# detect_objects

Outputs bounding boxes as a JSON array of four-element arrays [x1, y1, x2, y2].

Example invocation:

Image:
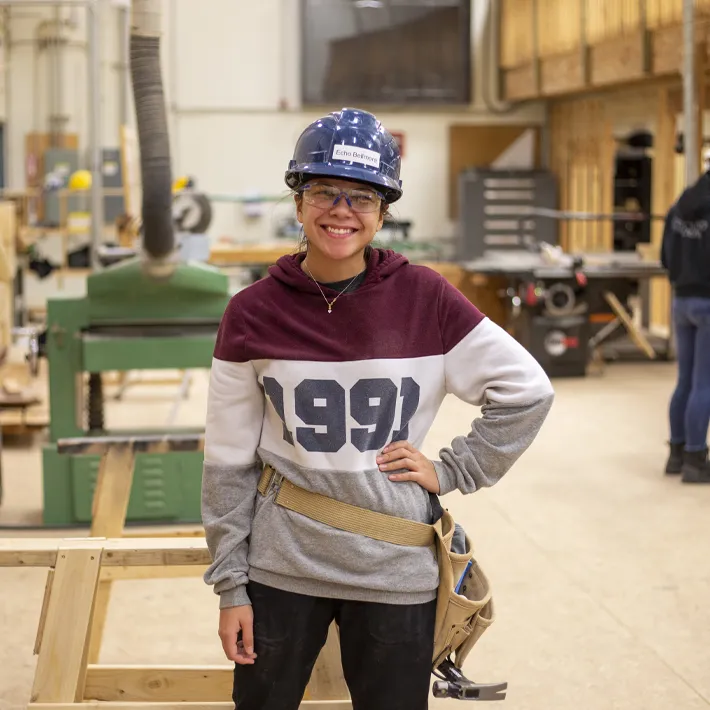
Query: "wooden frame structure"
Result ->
[[0, 434, 352, 709], [0, 536, 350, 709], [499, 0, 710, 103]]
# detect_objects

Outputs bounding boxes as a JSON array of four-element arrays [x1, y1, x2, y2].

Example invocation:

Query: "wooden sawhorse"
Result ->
[[0, 536, 350, 709], [41, 433, 350, 707]]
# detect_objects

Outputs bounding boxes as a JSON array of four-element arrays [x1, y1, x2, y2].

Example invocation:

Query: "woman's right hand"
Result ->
[[219, 605, 257, 665]]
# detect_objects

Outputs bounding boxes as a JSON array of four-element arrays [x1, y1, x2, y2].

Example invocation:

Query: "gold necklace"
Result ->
[[303, 261, 362, 314]]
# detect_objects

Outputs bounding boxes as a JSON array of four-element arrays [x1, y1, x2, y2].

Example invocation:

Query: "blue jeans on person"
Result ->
[[669, 296, 710, 451]]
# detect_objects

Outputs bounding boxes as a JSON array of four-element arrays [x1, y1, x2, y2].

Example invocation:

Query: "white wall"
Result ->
[[2, 0, 545, 246], [2, 0, 128, 188], [162, 0, 546, 244]]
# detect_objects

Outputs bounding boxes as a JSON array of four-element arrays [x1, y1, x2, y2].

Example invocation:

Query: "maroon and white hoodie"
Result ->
[[202, 248, 554, 608]]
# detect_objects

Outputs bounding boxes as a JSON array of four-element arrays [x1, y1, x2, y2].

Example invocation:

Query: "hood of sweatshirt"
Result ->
[[268, 247, 409, 294], [675, 171, 710, 221]]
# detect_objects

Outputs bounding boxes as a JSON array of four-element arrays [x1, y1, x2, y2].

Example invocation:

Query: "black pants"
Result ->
[[233, 581, 436, 710]]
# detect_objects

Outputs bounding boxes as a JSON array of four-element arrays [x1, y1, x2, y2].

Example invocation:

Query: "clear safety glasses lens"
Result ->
[[300, 184, 383, 213]]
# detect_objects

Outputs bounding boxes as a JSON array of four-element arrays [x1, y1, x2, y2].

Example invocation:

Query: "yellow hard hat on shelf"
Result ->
[[68, 169, 92, 191], [173, 175, 194, 193]]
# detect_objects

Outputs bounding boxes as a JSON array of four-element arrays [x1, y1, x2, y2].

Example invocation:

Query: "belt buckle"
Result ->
[[269, 470, 284, 494]]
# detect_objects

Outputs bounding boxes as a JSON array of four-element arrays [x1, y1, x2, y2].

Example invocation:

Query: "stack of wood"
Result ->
[[0, 200, 17, 362], [0, 359, 48, 435], [0, 204, 49, 433]]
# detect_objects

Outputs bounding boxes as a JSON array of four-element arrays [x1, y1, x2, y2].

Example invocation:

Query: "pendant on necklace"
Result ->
[[328, 306, 332, 314]]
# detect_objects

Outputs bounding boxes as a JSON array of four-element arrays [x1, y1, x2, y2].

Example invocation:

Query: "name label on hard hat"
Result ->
[[332, 144, 381, 169]]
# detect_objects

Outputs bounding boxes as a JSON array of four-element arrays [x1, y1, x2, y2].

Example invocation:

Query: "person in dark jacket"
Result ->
[[661, 171, 710, 483]]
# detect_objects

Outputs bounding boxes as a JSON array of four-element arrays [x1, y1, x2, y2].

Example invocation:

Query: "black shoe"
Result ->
[[681, 448, 710, 483], [665, 442, 685, 475]]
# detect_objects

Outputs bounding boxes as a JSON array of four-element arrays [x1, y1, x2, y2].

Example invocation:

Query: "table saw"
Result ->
[[461, 250, 672, 377]]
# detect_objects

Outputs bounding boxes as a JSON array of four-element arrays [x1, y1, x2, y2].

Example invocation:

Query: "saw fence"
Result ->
[[0, 433, 352, 709]]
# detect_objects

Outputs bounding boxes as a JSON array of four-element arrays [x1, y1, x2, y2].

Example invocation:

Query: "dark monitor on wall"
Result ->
[[301, 0, 472, 106]]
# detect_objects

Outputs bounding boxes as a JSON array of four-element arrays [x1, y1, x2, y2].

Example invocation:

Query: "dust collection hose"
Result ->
[[129, 33, 174, 261]]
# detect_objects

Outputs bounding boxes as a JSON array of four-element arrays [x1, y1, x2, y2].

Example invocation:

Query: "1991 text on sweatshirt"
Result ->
[[202, 249, 554, 608]]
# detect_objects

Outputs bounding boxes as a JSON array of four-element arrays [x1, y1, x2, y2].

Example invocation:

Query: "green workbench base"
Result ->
[[42, 445, 204, 526]]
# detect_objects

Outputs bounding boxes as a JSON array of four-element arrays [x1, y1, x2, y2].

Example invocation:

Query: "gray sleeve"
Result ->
[[202, 462, 262, 608], [434, 318, 555, 496], [202, 356, 265, 608]]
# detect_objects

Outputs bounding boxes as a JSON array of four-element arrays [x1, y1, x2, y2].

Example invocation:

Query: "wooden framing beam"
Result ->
[[7, 425, 356, 709], [652, 23, 684, 76], [99, 565, 206, 581], [501, 63, 538, 101], [56, 433, 205, 456], [81, 663, 342, 706], [0, 538, 211, 568], [32, 704, 236, 710], [589, 32, 646, 87], [540, 53, 585, 96], [31, 547, 102, 703], [5, 537, 353, 708], [500, 22, 709, 103], [31, 703, 353, 710], [83, 667, 233, 703]]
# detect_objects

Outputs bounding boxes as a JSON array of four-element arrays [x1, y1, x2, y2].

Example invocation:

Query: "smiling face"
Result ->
[[295, 177, 386, 263]]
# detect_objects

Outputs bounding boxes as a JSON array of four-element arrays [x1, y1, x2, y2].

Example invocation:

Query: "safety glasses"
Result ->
[[298, 182, 385, 213]]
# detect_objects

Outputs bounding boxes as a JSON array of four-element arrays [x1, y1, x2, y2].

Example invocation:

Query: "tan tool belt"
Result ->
[[258, 465, 496, 669]]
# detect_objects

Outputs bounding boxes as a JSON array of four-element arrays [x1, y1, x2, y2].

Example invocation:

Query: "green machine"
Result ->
[[41, 260, 231, 525], [40, 2, 232, 525]]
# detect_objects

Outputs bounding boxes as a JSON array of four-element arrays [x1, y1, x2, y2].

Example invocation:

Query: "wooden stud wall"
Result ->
[[649, 87, 677, 331], [537, 0, 582, 58], [547, 84, 687, 331], [646, 0, 710, 28], [500, 0, 534, 69], [501, 0, 710, 68], [586, 0, 642, 45], [548, 99, 615, 254]]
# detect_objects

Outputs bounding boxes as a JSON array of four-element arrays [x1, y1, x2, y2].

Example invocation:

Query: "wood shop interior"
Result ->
[[1, 1, 709, 709]]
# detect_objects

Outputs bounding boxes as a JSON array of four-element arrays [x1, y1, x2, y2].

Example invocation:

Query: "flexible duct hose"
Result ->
[[130, 34, 174, 261]]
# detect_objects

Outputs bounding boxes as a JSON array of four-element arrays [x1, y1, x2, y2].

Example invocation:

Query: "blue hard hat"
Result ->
[[285, 107, 403, 203]]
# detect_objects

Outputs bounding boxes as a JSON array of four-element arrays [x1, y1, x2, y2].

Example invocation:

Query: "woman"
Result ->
[[202, 107, 555, 710], [662, 172, 710, 484]]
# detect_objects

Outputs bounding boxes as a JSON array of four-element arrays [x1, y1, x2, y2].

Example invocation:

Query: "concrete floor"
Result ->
[[1, 361, 709, 709]]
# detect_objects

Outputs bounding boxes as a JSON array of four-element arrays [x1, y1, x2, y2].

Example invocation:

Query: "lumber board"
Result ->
[[86, 443, 135, 664], [590, 32, 646, 86], [501, 63, 538, 101], [84, 666, 233, 703], [121, 529, 204, 539], [0, 538, 210, 568], [31, 548, 102, 702], [91, 446, 136, 538], [34, 569, 55, 655], [100, 565, 206, 581], [604, 291, 657, 359], [100, 538, 211, 567], [540, 52, 586, 96], [56, 434, 205, 456], [305, 623, 349, 701], [651, 23, 683, 75], [500, 0, 533, 68], [33, 705, 235, 710], [32, 703, 352, 709], [0, 538, 71, 567]]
